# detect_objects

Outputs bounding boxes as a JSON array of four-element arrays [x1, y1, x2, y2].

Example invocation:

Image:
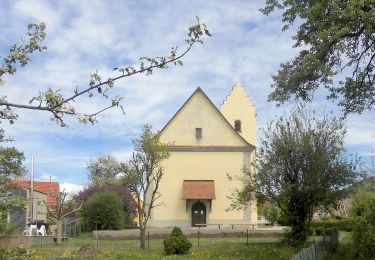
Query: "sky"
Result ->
[[1, 0, 374, 194]]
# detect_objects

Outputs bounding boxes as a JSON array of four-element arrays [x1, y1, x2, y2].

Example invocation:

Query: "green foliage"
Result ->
[[0, 220, 16, 237], [259, 201, 280, 225], [307, 226, 314, 236], [86, 154, 122, 185], [163, 227, 192, 255], [262, 0, 375, 115], [83, 191, 128, 230], [231, 106, 357, 246], [310, 219, 352, 232], [121, 124, 171, 249], [0, 129, 26, 220], [351, 192, 375, 259], [315, 226, 324, 236]]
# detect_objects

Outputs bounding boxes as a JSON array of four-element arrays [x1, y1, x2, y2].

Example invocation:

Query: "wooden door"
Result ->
[[192, 202, 206, 227]]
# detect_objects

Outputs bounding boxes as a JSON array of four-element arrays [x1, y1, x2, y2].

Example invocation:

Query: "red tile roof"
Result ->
[[183, 180, 215, 199], [12, 180, 60, 207]]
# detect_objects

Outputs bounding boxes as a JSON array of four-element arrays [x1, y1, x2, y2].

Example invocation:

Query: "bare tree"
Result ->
[[0, 18, 211, 126], [45, 190, 83, 245], [121, 124, 170, 249]]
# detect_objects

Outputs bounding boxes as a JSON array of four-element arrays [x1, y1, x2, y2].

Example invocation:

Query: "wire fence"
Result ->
[[291, 230, 339, 260]]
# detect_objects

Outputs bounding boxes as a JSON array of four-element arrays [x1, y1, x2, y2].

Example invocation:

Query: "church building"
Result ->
[[148, 82, 257, 228]]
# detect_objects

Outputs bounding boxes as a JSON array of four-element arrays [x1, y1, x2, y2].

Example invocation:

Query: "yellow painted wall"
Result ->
[[220, 82, 256, 145], [152, 152, 245, 221], [161, 89, 249, 147], [221, 82, 257, 221]]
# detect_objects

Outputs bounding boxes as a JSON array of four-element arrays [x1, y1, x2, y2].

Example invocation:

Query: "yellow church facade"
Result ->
[[148, 82, 257, 228]]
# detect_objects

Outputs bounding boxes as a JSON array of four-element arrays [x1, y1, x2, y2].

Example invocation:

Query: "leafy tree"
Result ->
[[259, 201, 280, 226], [82, 191, 126, 231], [0, 18, 210, 126], [86, 155, 122, 185], [262, 1, 375, 115], [45, 190, 83, 244], [231, 106, 357, 245], [351, 192, 375, 259], [0, 129, 26, 226], [75, 183, 137, 225], [121, 124, 170, 250]]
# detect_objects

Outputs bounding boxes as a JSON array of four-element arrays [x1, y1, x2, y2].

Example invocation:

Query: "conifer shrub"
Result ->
[[163, 227, 192, 255]]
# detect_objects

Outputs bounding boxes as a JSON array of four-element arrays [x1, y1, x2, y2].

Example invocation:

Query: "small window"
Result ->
[[195, 128, 202, 139], [234, 120, 241, 132]]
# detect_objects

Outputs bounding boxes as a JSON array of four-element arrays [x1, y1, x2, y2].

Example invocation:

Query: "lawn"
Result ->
[[22, 234, 299, 259]]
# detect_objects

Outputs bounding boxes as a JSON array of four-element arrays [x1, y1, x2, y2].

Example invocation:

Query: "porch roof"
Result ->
[[183, 180, 215, 200]]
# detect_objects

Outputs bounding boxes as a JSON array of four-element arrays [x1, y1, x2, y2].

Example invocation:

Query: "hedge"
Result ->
[[310, 219, 352, 232]]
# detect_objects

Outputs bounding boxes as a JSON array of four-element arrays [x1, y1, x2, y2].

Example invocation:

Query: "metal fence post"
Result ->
[[198, 227, 200, 248], [246, 229, 249, 245], [147, 230, 150, 249]]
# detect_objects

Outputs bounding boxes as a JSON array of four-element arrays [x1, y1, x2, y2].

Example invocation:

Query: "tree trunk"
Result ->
[[56, 220, 63, 245], [140, 227, 146, 250]]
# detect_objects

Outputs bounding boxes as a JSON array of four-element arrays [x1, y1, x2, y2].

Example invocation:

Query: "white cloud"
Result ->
[[60, 182, 84, 196]]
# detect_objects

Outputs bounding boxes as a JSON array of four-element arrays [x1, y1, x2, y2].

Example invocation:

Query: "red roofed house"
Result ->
[[13, 180, 60, 207], [7, 180, 60, 230]]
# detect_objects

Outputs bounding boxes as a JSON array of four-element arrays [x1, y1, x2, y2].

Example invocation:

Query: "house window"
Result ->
[[195, 128, 202, 139], [234, 120, 241, 132]]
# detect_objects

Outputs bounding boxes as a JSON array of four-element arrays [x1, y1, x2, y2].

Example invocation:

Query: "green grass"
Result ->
[[30, 241, 296, 260], [24, 235, 298, 259]]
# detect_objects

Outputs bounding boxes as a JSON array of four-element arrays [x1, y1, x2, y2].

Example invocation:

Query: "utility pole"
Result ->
[[30, 156, 35, 223]]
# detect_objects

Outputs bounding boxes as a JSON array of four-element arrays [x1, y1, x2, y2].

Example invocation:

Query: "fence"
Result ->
[[291, 230, 339, 260]]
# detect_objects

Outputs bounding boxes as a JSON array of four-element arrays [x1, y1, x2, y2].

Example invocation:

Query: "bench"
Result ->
[[230, 224, 257, 230], [195, 223, 223, 229]]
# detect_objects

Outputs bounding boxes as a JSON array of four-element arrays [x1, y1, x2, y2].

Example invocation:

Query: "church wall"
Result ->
[[160, 91, 248, 147], [148, 151, 255, 228]]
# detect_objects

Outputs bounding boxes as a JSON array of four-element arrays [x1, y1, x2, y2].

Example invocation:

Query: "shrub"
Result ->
[[82, 191, 126, 230], [76, 184, 136, 228], [325, 228, 333, 235], [163, 227, 192, 255], [315, 227, 324, 236], [308, 226, 314, 236], [351, 193, 375, 259], [310, 219, 352, 232], [0, 248, 7, 260]]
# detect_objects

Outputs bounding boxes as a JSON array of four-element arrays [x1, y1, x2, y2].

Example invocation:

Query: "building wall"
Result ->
[[149, 151, 257, 227], [8, 188, 47, 230], [220, 82, 258, 222], [160, 89, 249, 147]]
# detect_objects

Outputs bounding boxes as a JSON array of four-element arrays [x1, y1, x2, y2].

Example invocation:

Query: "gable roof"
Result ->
[[160, 87, 254, 149], [12, 180, 60, 207]]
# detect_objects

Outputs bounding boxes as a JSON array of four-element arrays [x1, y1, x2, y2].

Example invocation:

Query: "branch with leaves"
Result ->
[[263, 0, 375, 115], [121, 124, 170, 249], [44, 190, 83, 244], [0, 17, 211, 126]]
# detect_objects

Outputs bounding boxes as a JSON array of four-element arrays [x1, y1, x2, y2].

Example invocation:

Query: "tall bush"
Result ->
[[351, 192, 375, 259], [82, 191, 126, 230]]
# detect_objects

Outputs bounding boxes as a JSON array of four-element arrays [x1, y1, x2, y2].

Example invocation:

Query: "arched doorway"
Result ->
[[191, 202, 206, 227]]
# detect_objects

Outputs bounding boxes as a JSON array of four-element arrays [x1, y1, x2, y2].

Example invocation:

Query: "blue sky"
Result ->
[[1, 0, 374, 194]]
